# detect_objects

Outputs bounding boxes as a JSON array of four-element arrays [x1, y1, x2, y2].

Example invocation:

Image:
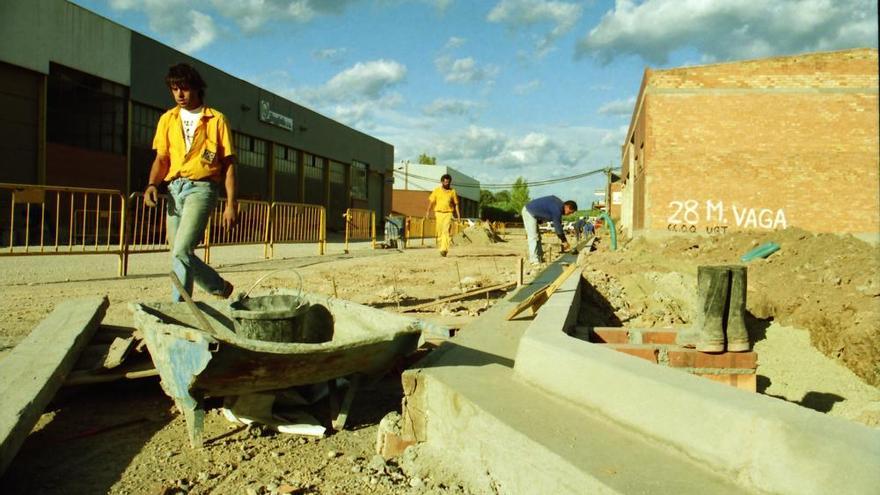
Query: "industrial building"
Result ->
[[618, 48, 879, 242], [0, 0, 394, 232], [391, 163, 480, 218]]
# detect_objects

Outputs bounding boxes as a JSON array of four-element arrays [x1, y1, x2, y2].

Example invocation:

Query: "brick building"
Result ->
[[391, 164, 480, 218], [618, 48, 879, 242]]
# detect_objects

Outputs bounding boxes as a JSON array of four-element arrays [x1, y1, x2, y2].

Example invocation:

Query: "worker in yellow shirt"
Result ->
[[426, 174, 461, 257]]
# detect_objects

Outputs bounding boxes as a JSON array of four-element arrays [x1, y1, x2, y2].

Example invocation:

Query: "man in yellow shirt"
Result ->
[[144, 63, 237, 301], [426, 174, 461, 257]]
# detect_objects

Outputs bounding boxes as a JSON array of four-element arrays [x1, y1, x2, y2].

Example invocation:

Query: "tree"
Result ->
[[510, 177, 530, 214], [493, 190, 511, 206], [417, 153, 437, 165], [479, 189, 495, 209]]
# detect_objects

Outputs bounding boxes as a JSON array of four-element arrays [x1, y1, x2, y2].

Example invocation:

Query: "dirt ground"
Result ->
[[1, 225, 878, 494]]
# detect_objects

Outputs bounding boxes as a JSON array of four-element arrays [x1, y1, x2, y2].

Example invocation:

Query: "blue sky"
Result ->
[[70, 0, 878, 207]]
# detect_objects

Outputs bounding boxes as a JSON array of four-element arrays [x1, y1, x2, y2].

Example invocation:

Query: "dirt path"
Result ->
[[1, 226, 877, 493]]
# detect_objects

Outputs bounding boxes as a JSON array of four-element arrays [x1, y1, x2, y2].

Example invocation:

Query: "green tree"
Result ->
[[479, 189, 495, 209], [510, 177, 530, 213], [493, 190, 511, 207], [417, 153, 437, 165]]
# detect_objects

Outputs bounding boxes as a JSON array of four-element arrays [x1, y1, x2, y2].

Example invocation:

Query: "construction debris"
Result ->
[[0, 296, 108, 475]]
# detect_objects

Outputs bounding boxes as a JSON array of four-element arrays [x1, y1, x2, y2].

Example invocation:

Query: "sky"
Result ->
[[69, 0, 878, 208]]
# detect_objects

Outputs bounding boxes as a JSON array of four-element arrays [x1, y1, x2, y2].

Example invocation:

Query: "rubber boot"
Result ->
[[676, 267, 709, 348], [696, 266, 729, 353], [725, 265, 750, 352]]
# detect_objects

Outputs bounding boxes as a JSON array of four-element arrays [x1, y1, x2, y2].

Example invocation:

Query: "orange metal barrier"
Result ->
[[126, 191, 170, 253], [1, 183, 126, 274], [268, 202, 326, 257], [343, 208, 375, 253], [3, 184, 338, 276], [403, 216, 437, 248], [204, 198, 271, 263]]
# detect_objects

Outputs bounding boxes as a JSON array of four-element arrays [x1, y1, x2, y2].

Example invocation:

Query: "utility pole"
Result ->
[[605, 163, 613, 214]]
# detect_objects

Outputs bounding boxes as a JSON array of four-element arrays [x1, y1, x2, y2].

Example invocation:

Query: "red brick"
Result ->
[[624, 49, 878, 237], [377, 432, 416, 459], [603, 344, 659, 363], [668, 349, 757, 369], [699, 373, 757, 392], [590, 328, 629, 344], [640, 330, 679, 344]]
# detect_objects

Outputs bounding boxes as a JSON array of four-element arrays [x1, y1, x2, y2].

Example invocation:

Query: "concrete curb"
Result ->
[[513, 271, 880, 495]]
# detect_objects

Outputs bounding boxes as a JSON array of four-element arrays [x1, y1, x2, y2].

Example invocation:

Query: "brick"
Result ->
[[668, 349, 757, 369], [590, 328, 629, 344], [603, 344, 659, 363], [625, 48, 879, 237], [376, 431, 416, 459], [640, 330, 679, 344], [699, 373, 757, 392]]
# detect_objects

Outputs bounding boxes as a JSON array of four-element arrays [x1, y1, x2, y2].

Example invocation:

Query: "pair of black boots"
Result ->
[[678, 265, 750, 353]]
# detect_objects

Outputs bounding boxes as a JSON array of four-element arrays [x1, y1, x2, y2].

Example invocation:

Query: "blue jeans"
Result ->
[[166, 178, 225, 302], [521, 206, 542, 264]]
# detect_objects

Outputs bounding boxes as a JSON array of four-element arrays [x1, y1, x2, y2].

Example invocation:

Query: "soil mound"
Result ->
[[453, 224, 504, 246], [589, 227, 880, 387]]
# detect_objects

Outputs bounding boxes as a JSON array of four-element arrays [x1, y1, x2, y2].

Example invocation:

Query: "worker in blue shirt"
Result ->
[[521, 196, 577, 265]]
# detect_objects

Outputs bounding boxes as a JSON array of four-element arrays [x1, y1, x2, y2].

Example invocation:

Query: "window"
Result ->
[[234, 133, 268, 170], [303, 153, 325, 205], [351, 161, 368, 199], [47, 63, 128, 154], [132, 103, 164, 148], [274, 145, 297, 175]]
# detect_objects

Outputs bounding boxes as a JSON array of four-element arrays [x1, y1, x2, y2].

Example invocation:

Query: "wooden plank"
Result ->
[[101, 335, 136, 370], [0, 296, 108, 475], [64, 360, 158, 386], [400, 281, 517, 313], [506, 263, 582, 320]]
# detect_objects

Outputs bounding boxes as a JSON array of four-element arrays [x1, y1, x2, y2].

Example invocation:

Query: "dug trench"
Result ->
[[578, 227, 880, 425]]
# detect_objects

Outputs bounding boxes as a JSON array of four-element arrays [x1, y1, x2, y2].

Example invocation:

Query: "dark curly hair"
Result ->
[[165, 63, 207, 100]]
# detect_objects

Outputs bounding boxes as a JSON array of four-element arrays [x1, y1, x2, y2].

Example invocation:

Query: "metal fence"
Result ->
[[1, 183, 383, 276], [344, 208, 375, 253], [268, 202, 326, 257], [403, 216, 437, 248], [204, 198, 271, 264], [1, 183, 127, 273]]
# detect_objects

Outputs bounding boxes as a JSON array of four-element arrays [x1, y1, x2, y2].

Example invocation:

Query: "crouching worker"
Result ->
[[521, 196, 577, 265]]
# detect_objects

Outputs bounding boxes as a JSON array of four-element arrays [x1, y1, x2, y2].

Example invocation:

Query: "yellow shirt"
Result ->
[[429, 186, 459, 213], [153, 106, 235, 182]]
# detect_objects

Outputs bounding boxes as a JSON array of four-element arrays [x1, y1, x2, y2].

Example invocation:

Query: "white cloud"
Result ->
[[178, 11, 219, 52], [321, 59, 407, 100], [423, 98, 479, 117], [597, 96, 636, 116], [487, 0, 583, 57], [110, 0, 218, 52], [514, 79, 541, 95], [210, 0, 358, 33], [435, 56, 500, 83], [444, 36, 467, 49], [577, 0, 879, 64], [312, 47, 348, 62], [601, 125, 629, 146]]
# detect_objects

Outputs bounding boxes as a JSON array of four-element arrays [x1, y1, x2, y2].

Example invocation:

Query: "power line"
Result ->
[[392, 166, 608, 190]]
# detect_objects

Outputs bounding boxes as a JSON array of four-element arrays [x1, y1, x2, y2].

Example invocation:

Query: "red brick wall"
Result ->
[[638, 49, 879, 237], [392, 190, 430, 217]]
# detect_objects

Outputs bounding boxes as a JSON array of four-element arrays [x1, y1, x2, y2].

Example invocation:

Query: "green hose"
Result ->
[[599, 211, 617, 251]]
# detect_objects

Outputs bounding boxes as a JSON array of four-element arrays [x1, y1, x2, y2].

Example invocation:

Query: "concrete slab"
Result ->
[[0, 297, 109, 475], [514, 270, 880, 495], [402, 256, 752, 494]]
